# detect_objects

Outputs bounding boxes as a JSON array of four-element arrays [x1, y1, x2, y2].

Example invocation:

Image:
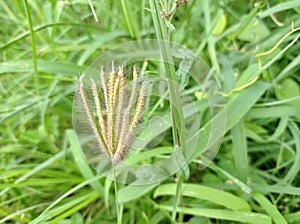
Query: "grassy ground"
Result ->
[[1, 0, 300, 223]]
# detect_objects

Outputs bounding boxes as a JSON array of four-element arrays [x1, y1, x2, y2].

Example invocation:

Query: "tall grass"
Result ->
[[0, 0, 300, 223]]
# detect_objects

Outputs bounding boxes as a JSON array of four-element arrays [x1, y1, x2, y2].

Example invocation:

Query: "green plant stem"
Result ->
[[149, 0, 187, 221], [149, 0, 187, 156], [87, 0, 99, 22], [120, 0, 133, 37], [23, 0, 39, 96], [120, 0, 139, 39], [113, 166, 121, 224], [202, 0, 220, 78]]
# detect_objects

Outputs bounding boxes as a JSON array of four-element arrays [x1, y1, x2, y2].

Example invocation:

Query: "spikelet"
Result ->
[[78, 64, 146, 165], [115, 68, 125, 139], [78, 77, 110, 157], [130, 82, 146, 131], [90, 78, 106, 138]]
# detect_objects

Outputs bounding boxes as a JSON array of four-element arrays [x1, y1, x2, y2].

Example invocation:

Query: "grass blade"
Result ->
[[253, 192, 288, 224], [66, 129, 103, 194], [154, 183, 251, 212], [231, 120, 248, 182], [159, 205, 272, 224]]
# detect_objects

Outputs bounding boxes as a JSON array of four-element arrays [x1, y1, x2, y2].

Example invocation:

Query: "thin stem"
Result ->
[[149, 0, 187, 221], [120, 0, 135, 38], [23, 0, 39, 96], [149, 0, 183, 151], [256, 26, 300, 58], [202, 0, 220, 77], [87, 0, 99, 22], [113, 165, 121, 224]]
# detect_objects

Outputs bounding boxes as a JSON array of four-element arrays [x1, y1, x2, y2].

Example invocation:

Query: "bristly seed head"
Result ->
[[78, 64, 146, 165]]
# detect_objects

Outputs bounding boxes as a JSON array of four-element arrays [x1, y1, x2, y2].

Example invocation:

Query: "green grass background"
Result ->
[[1, 0, 300, 223]]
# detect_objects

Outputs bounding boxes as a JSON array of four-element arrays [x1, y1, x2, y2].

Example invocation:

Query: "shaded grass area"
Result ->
[[1, 0, 300, 223]]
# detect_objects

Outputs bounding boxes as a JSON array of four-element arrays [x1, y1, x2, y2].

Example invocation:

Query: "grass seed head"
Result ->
[[78, 64, 146, 165]]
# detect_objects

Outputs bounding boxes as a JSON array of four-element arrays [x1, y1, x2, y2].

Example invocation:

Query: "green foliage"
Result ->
[[1, 0, 300, 223]]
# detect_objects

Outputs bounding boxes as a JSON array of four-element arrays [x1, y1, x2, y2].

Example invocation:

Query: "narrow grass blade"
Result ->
[[246, 106, 296, 118], [253, 192, 288, 224], [119, 0, 140, 39], [0, 60, 85, 76], [153, 183, 251, 212], [47, 191, 99, 224], [66, 129, 103, 194], [0, 151, 64, 196], [204, 159, 252, 194], [0, 204, 41, 223], [159, 205, 272, 224], [118, 182, 160, 203], [231, 120, 248, 182], [252, 184, 300, 195], [30, 176, 102, 224], [23, 0, 39, 95], [259, 0, 300, 18], [283, 122, 300, 182], [189, 81, 269, 161], [284, 211, 300, 223]]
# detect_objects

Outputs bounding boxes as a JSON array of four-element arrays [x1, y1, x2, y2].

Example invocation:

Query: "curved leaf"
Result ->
[[154, 183, 251, 212]]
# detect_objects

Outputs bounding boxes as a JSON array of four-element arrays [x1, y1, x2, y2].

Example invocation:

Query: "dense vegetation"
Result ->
[[1, 0, 300, 223]]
